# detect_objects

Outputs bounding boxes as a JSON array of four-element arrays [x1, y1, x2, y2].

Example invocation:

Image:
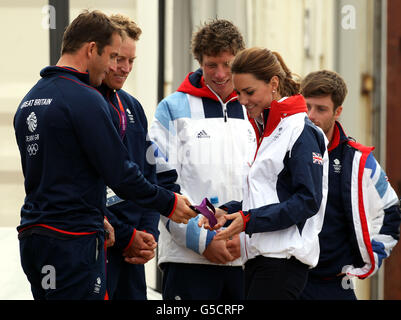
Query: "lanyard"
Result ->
[[115, 92, 127, 139]]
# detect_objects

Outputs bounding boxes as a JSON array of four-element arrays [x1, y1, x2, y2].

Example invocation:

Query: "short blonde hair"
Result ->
[[109, 14, 142, 41]]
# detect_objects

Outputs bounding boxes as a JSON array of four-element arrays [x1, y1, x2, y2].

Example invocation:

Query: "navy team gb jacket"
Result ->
[[13, 66, 176, 235]]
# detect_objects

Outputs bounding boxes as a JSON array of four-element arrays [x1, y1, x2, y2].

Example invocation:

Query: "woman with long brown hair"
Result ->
[[200, 47, 329, 300]]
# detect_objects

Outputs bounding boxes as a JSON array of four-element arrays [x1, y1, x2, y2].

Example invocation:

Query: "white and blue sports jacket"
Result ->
[[224, 95, 329, 268], [149, 69, 257, 266]]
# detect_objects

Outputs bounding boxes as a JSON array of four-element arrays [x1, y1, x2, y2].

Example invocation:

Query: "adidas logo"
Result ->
[[197, 130, 210, 138]]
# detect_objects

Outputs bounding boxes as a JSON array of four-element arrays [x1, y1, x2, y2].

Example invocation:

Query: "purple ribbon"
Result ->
[[191, 198, 217, 228]]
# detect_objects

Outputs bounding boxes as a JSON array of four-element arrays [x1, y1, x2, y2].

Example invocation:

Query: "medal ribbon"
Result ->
[[115, 92, 127, 139]]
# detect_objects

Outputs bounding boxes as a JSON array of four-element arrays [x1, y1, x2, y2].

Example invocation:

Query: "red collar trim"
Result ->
[[263, 95, 307, 137], [328, 124, 340, 152], [178, 72, 237, 103]]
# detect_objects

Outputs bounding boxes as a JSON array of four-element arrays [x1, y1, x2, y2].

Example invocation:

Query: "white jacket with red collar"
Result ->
[[239, 95, 329, 267]]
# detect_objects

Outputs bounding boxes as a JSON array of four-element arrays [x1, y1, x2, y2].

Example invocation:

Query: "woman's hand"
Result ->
[[198, 207, 228, 230], [213, 212, 245, 241]]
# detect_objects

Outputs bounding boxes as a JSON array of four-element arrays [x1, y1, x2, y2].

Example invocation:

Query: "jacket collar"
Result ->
[[328, 121, 350, 152], [250, 94, 308, 139], [97, 83, 119, 98], [40, 66, 90, 84]]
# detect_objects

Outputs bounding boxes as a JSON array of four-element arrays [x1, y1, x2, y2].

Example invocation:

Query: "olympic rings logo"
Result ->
[[27, 143, 39, 156]]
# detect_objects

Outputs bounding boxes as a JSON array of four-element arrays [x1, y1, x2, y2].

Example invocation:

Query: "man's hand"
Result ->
[[226, 233, 241, 260], [169, 193, 198, 224], [203, 238, 234, 264], [123, 230, 157, 264], [104, 218, 115, 248]]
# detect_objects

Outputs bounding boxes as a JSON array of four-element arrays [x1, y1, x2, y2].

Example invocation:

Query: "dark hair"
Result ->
[[61, 10, 122, 55], [110, 13, 142, 41], [300, 70, 348, 109], [231, 47, 300, 97], [191, 19, 245, 64]]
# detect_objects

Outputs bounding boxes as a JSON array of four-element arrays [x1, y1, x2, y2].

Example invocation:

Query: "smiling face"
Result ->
[[233, 73, 278, 119], [201, 51, 235, 101], [103, 37, 137, 90], [305, 95, 342, 142]]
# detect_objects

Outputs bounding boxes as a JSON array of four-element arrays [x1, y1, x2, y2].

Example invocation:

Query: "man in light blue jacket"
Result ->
[[149, 19, 257, 300]]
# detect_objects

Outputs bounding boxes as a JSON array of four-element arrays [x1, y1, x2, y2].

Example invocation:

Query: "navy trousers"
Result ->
[[300, 274, 358, 300], [106, 247, 147, 300], [19, 231, 106, 300]]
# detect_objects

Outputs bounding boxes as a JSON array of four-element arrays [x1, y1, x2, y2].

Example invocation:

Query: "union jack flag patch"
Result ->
[[312, 152, 323, 165]]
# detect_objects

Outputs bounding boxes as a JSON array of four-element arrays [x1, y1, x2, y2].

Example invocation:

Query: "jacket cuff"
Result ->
[[240, 210, 251, 232], [123, 228, 137, 252], [167, 193, 178, 219], [220, 200, 242, 214]]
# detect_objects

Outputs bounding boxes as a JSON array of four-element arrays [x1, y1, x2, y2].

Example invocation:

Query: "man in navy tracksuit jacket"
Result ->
[[98, 14, 160, 300], [13, 11, 195, 300], [14, 65, 177, 300], [100, 85, 160, 299], [300, 70, 401, 300]]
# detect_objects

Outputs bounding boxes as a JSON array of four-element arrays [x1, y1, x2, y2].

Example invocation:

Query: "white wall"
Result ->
[[336, 0, 374, 146], [0, 0, 49, 227]]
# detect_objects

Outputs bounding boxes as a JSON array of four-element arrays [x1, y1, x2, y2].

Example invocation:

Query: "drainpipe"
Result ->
[[49, 0, 69, 65]]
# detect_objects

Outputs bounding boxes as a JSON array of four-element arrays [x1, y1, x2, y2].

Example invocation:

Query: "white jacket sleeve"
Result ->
[[149, 97, 215, 255], [161, 215, 216, 255]]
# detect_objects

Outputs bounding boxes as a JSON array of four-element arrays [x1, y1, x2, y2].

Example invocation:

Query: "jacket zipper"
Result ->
[[206, 84, 237, 123], [205, 85, 247, 265]]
